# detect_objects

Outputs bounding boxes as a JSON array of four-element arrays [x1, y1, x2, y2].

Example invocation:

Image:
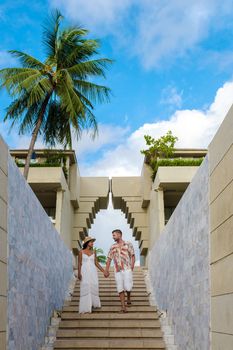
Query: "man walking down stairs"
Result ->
[[53, 267, 166, 349]]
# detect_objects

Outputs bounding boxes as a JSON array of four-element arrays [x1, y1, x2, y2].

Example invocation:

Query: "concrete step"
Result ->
[[98, 273, 145, 281], [52, 268, 165, 350], [56, 328, 163, 338], [61, 313, 159, 320], [72, 292, 149, 297], [54, 338, 166, 348], [71, 296, 149, 301], [62, 305, 157, 313], [59, 319, 162, 328], [74, 285, 147, 289], [66, 300, 151, 306], [73, 286, 147, 291]]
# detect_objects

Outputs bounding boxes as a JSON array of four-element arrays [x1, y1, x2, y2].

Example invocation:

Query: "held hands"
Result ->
[[104, 270, 110, 278]]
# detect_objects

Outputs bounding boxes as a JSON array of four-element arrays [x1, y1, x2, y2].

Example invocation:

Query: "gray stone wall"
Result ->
[[7, 156, 73, 350], [149, 157, 210, 350], [0, 136, 8, 350]]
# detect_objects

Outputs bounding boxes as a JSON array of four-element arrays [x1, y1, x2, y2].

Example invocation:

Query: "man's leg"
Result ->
[[124, 270, 133, 305], [126, 291, 131, 305], [115, 272, 127, 312], [119, 291, 127, 311]]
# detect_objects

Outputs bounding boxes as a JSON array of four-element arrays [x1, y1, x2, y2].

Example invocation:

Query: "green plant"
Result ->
[[152, 157, 204, 179], [94, 248, 107, 264], [0, 10, 112, 180], [141, 131, 178, 165], [141, 131, 178, 177], [43, 150, 66, 165], [16, 162, 61, 167]]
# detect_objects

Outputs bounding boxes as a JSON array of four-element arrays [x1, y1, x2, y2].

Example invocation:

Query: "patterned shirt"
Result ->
[[107, 241, 135, 272]]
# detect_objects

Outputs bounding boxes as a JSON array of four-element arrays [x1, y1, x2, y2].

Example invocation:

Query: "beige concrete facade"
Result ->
[[9, 148, 205, 266], [111, 155, 204, 260], [10, 150, 110, 260], [209, 104, 233, 349], [0, 136, 8, 350], [2, 104, 233, 348]]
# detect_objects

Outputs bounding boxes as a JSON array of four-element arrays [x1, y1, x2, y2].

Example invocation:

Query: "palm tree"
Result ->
[[94, 248, 107, 264], [0, 10, 112, 179]]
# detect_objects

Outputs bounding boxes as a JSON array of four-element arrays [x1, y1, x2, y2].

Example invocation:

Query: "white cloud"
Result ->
[[74, 124, 130, 159], [0, 120, 44, 149], [78, 81, 233, 176], [50, 0, 233, 68], [50, 0, 131, 33], [0, 50, 17, 69], [160, 86, 183, 108], [2, 81, 233, 178], [132, 0, 230, 69]]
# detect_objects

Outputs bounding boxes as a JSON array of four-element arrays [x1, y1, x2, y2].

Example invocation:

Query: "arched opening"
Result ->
[[88, 194, 141, 266]]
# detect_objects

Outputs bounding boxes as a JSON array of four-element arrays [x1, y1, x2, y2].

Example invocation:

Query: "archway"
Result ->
[[72, 174, 150, 265], [88, 193, 141, 266]]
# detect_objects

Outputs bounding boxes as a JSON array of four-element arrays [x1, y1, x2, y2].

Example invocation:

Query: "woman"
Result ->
[[78, 236, 105, 313]]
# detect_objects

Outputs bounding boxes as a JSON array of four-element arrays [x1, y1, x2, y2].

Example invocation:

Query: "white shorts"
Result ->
[[115, 269, 133, 293]]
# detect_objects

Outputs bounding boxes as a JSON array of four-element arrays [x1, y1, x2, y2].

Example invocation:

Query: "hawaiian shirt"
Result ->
[[107, 241, 135, 272]]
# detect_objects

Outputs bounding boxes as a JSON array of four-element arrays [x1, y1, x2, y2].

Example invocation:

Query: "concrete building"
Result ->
[[10, 148, 206, 265], [1, 104, 233, 350]]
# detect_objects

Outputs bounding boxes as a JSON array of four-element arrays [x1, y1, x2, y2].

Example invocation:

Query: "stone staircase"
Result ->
[[53, 267, 166, 349]]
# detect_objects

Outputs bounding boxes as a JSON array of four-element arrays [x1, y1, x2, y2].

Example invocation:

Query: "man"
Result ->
[[104, 229, 135, 313]]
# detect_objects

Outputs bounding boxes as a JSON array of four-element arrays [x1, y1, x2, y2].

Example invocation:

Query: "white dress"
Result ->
[[79, 253, 101, 313]]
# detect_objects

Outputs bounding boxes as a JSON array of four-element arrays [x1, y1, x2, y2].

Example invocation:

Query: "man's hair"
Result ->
[[112, 229, 122, 236]]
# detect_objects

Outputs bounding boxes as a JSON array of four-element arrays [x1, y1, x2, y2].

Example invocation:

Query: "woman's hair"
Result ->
[[83, 240, 94, 249], [83, 242, 89, 249]]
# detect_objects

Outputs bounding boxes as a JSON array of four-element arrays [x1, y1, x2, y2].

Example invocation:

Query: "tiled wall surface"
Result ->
[[209, 105, 233, 350], [0, 136, 8, 350], [7, 156, 73, 350], [149, 157, 210, 350]]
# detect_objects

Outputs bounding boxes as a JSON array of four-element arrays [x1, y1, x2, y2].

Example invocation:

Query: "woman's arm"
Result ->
[[78, 251, 82, 280], [94, 252, 105, 274]]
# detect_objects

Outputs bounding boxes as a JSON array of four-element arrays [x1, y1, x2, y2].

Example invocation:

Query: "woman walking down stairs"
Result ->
[[53, 267, 166, 349]]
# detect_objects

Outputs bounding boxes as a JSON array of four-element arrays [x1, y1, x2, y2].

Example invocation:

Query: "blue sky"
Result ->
[[1, 1, 233, 170], [1, 0, 233, 257]]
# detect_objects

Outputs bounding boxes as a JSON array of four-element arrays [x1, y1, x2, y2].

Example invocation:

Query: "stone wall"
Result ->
[[149, 157, 210, 350], [7, 156, 73, 350], [209, 104, 233, 349], [0, 136, 8, 350]]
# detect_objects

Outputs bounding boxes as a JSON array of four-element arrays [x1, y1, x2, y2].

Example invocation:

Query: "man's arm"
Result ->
[[131, 254, 135, 271], [104, 258, 111, 277], [129, 242, 135, 270]]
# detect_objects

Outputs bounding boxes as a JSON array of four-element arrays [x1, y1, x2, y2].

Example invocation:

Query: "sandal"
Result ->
[[119, 308, 128, 313]]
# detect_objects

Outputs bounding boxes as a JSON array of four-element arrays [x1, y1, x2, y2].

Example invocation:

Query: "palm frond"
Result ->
[[0, 68, 38, 92], [8, 50, 45, 69], [4, 92, 38, 132], [56, 31, 99, 69], [57, 70, 85, 120], [18, 103, 41, 134], [43, 9, 63, 60], [66, 58, 113, 78], [74, 80, 111, 104], [43, 100, 73, 148], [1, 10, 112, 156], [28, 77, 52, 105]]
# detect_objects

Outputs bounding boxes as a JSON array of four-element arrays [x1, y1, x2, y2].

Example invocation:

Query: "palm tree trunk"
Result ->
[[23, 93, 52, 179]]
